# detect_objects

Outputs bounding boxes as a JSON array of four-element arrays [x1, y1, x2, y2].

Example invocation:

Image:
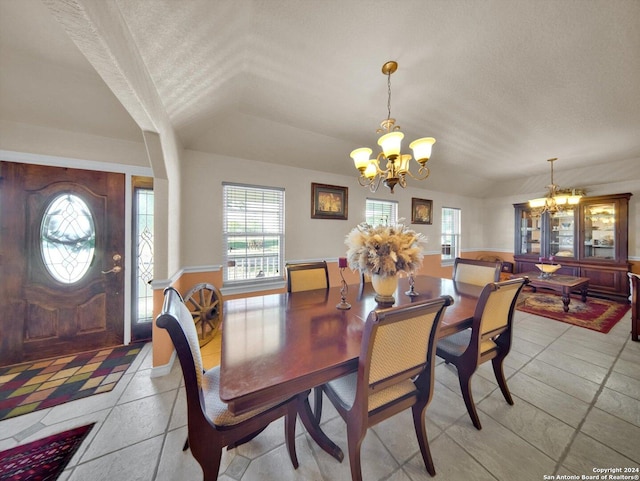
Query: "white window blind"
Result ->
[[223, 183, 284, 284], [366, 198, 398, 226], [441, 207, 461, 264]]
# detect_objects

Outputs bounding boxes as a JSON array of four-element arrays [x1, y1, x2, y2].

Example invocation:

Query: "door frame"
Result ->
[[1, 149, 153, 345]]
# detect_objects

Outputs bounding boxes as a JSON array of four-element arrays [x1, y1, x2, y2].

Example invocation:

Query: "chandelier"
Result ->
[[528, 158, 584, 214], [350, 61, 435, 193]]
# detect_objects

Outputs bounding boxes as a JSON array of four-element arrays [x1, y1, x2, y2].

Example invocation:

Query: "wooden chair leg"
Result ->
[[412, 403, 436, 476], [284, 405, 299, 469], [458, 366, 482, 430], [346, 428, 365, 481], [199, 449, 223, 481], [491, 355, 514, 405], [313, 387, 323, 423]]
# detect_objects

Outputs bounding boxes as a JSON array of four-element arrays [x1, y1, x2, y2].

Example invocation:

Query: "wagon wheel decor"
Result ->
[[183, 283, 223, 347]]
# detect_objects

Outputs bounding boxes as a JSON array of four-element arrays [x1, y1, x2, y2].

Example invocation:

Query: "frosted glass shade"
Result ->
[[529, 198, 547, 208], [377, 131, 404, 158], [351, 147, 372, 171], [409, 137, 436, 162], [397, 154, 412, 174], [364, 161, 377, 179]]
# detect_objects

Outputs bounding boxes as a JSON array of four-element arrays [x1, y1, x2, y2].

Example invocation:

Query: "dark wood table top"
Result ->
[[219, 275, 482, 415]]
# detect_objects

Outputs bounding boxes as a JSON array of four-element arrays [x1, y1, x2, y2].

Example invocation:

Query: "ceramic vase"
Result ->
[[371, 274, 398, 304]]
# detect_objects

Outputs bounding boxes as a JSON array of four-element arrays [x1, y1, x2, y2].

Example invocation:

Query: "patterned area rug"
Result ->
[[517, 291, 629, 333], [0, 423, 94, 480], [0, 345, 141, 422]]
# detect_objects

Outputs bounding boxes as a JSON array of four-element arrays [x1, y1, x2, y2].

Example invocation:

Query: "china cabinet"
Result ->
[[513, 193, 632, 301]]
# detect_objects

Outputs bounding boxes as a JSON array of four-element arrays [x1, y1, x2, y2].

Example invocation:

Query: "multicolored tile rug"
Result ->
[[517, 292, 629, 333], [0, 345, 141, 422], [0, 423, 94, 480]]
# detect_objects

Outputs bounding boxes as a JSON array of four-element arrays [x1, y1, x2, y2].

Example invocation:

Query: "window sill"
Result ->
[[220, 280, 286, 297]]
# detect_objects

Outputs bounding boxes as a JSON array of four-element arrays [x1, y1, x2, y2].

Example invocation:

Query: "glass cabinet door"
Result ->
[[583, 202, 616, 260], [549, 209, 576, 258], [516, 207, 542, 255]]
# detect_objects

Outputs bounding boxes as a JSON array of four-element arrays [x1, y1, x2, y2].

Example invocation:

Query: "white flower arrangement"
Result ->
[[345, 221, 425, 277]]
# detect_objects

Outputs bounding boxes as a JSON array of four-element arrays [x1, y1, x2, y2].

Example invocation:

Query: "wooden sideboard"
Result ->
[[514, 193, 632, 302]]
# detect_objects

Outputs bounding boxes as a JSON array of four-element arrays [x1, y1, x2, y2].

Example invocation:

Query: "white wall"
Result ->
[[0, 119, 148, 167], [181, 149, 488, 269]]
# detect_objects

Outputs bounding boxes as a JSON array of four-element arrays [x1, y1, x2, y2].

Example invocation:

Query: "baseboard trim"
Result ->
[[150, 350, 176, 378]]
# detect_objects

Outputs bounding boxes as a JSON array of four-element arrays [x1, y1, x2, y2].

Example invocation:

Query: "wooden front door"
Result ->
[[0, 161, 125, 366]]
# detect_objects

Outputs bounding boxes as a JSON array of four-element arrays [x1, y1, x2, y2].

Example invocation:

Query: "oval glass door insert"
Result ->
[[41, 193, 96, 284]]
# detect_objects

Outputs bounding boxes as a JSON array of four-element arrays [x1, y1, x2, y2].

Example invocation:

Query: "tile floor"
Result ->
[[1, 309, 639, 481]]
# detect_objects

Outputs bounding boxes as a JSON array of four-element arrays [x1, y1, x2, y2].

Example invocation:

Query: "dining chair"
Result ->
[[156, 287, 300, 481], [436, 277, 528, 430], [452, 257, 502, 286], [286, 260, 330, 292], [285, 260, 329, 422], [628, 272, 639, 342], [320, 295, 453, 480]]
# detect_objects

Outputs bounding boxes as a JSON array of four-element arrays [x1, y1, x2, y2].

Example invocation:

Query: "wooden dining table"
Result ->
[[219, 275, 483, 461]]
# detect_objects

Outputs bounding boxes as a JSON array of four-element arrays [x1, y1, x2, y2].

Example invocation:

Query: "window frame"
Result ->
[[365, 198, 398, 226], [222, 182, 285, 288], [441, 207, 461, 266]]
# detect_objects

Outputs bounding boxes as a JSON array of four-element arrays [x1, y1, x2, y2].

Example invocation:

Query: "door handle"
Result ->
[[102, 253, 122, 274], [101, 266, 122, 274]]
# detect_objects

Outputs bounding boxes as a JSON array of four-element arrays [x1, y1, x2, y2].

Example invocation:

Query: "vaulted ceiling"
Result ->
[[1, 0, 639, 197]]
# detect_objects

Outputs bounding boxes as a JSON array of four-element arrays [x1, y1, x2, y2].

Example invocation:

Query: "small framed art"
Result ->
[[411, 197, 433, 225], [311, 183, 348, 220]]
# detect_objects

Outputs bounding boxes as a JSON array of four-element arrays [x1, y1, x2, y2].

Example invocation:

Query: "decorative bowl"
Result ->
[[535, 263, 561, 278]]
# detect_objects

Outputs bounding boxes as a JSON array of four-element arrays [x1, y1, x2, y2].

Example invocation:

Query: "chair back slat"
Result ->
[[479, 281, 523, 336], [453, 258, 502, 286], [369, 311, 438, 387], [364, 296, 452, 393], [286, 261, 329, 292], [157, 287, 205, 388]]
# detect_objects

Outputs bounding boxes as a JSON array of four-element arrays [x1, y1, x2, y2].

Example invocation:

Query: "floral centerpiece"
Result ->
[[345, 221, 425, 276], [345, 221, 425, 302]]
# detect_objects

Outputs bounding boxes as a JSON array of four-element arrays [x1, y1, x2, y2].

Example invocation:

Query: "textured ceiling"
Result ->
[[1, 0, 639, 197]]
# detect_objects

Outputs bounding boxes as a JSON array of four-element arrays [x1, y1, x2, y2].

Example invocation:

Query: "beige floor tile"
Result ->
[[68, 435, 163, 481], [478, 390, 574, 459], [80, 390, 176, 461], [563, 432, 640, 476], [405, 433, 495, 481], [580, 408, 640, 463], [522, 358, 600, 403], [239, 435, 323, 481], [507, 372, 590, 427], [595, 387, 640, 427], [446, 415, 556, 481]]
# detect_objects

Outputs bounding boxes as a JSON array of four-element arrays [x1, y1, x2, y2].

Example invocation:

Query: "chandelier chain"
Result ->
[[386, 71, 392, 122]]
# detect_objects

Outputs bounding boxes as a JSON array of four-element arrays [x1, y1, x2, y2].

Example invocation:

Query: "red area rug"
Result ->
[[517, 292, 629, 333], [0, 423, 94, 480], [0, 345, 141, 422]]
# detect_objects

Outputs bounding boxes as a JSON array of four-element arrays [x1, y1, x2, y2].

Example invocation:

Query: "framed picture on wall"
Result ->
[[411, 197, 433, 225], [311, 183, 348, 220]]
